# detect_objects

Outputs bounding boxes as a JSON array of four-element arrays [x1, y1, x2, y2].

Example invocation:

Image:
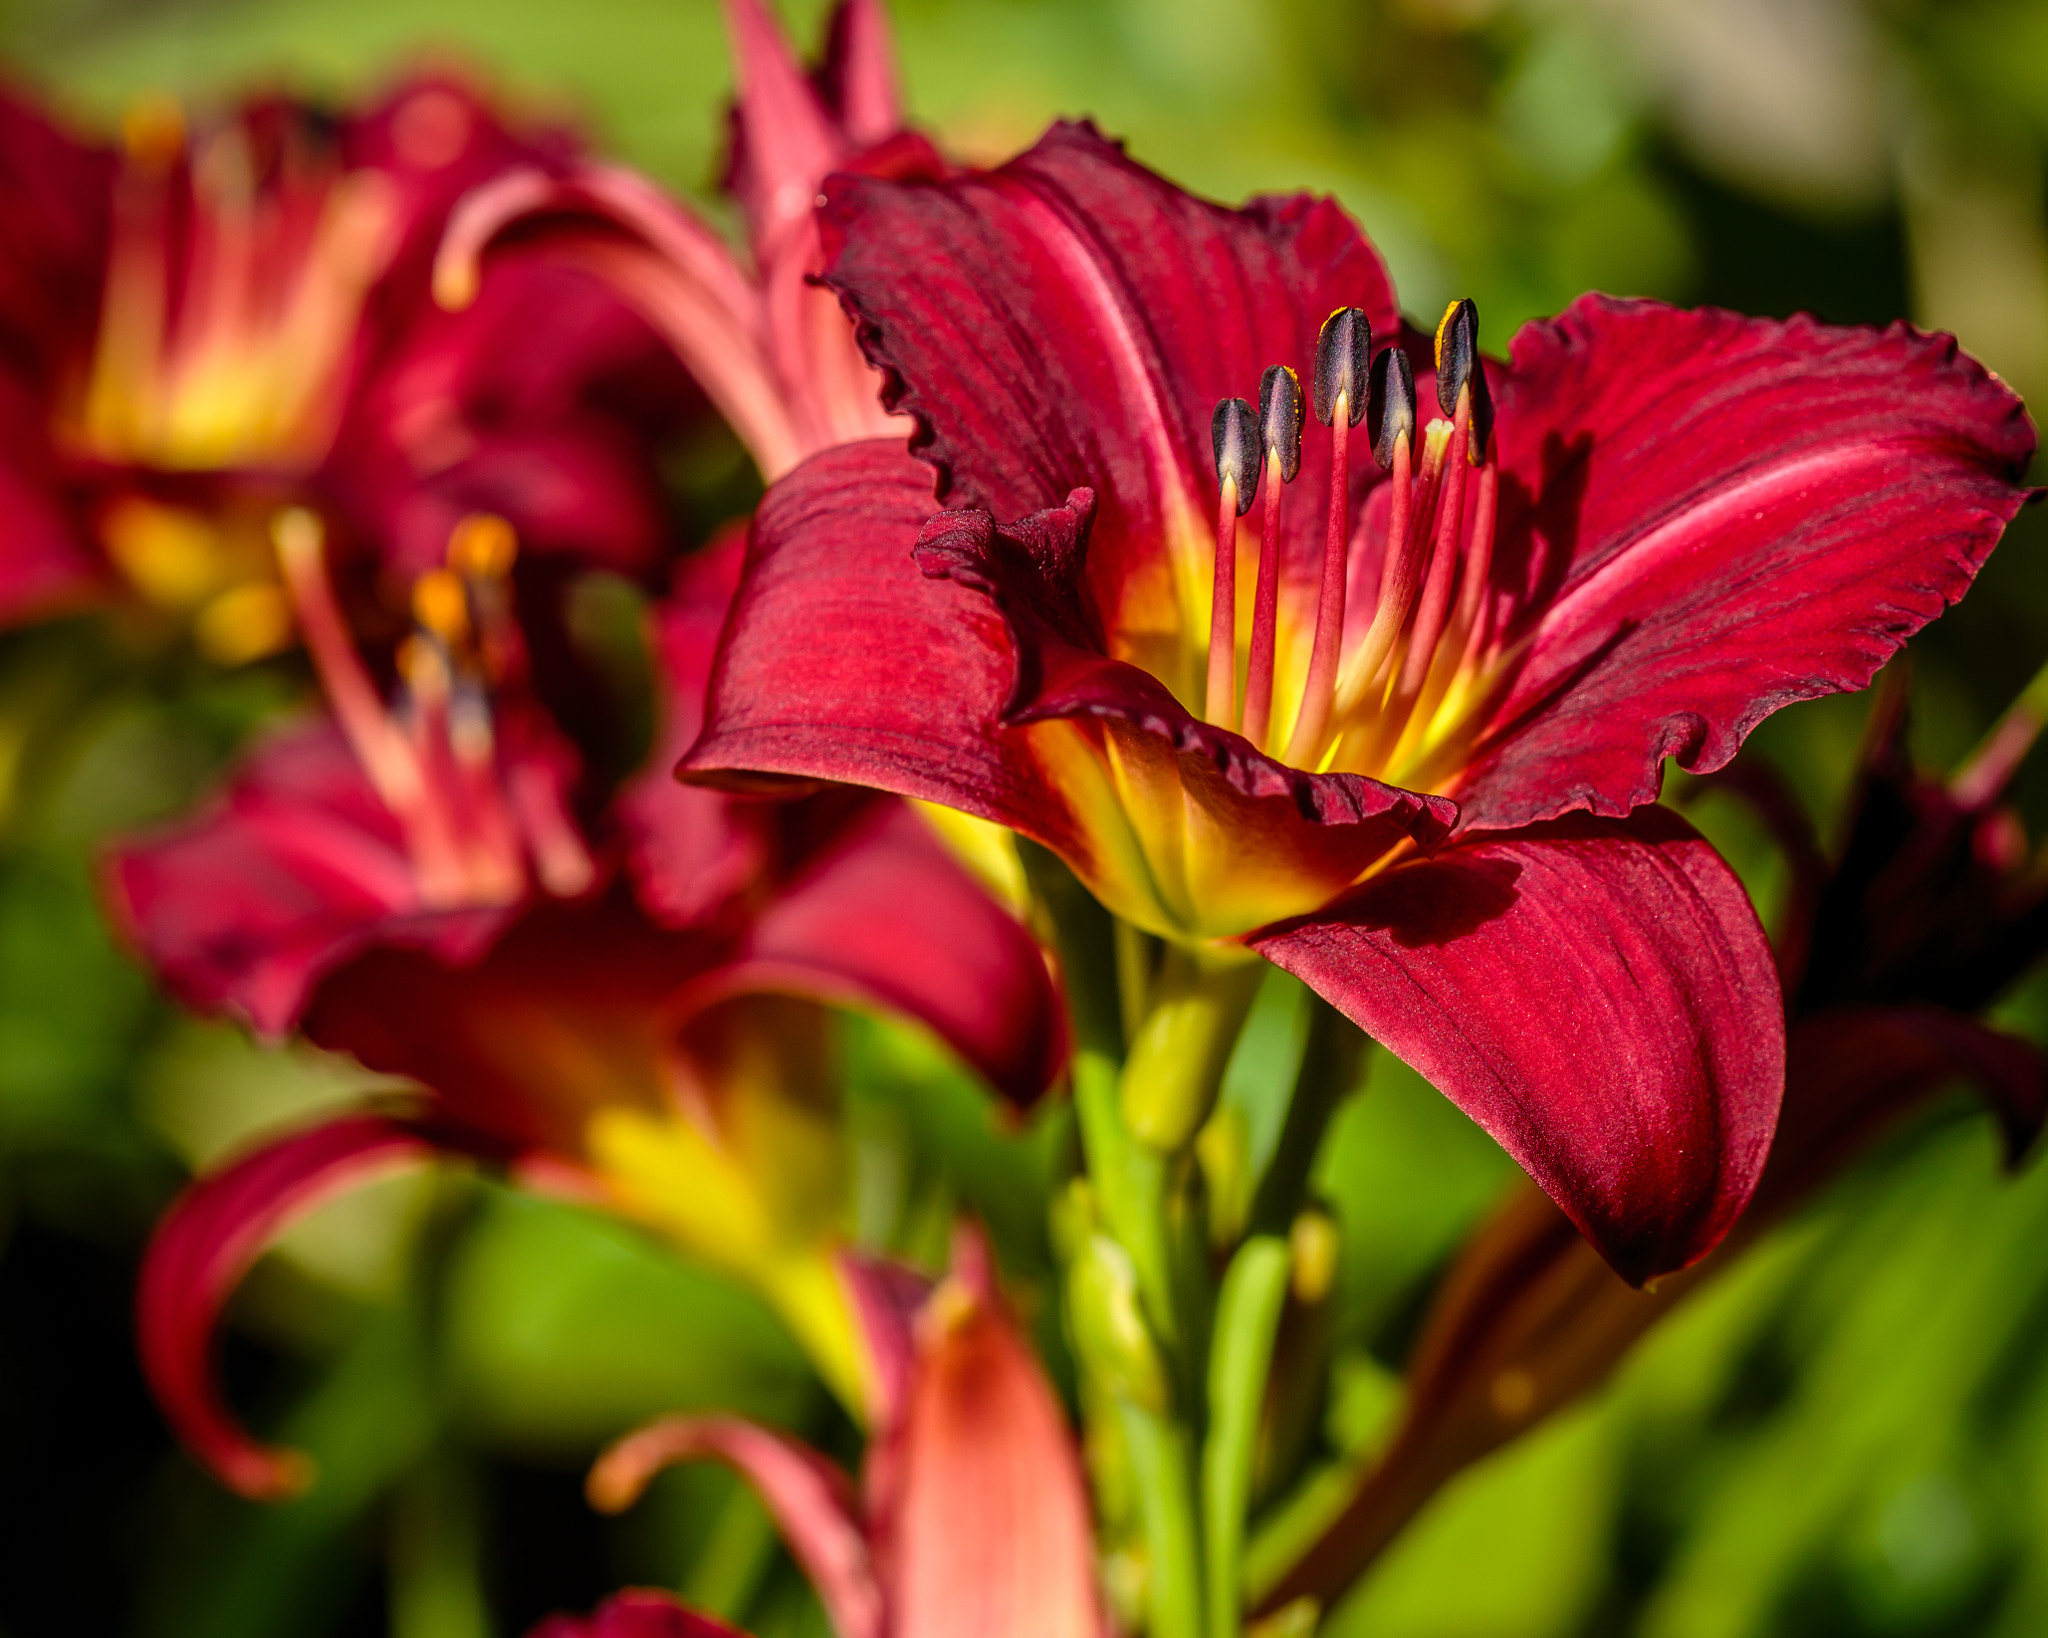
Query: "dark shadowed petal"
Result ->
[[334, 251, 694, 581], [588, 1414, 883, 1638], [136, 1109, 494, 1499], [102, 719, 514, 1037], [1455, 298, 2037, 830], [0, 380, 98, 622], [0, 92, 110, 621], [300, 892, 708, 1155], [1764, 1005, 2048, 1209], [878, 1227, 1105, 1638], [1252, 807, 1784, 1283], [527, 1590, 755, 1638], [720, 0, 847, 261], [816, 0, 902, 146], [670, 800, 1068, 1107], [818, 121, 1397, 638], [617, 536, 775, 928]]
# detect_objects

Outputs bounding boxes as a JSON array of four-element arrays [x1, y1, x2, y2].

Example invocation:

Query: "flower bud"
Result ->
[[1067, 1231, 1171, 1413]]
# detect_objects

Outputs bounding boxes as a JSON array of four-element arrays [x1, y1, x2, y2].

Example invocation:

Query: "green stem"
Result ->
[[1120, 1397, 1206, 1638], [1075, 1047, 1179, 1348], [1121, 949, 1264, 1152], [1202, 1236, 1293, 1638]]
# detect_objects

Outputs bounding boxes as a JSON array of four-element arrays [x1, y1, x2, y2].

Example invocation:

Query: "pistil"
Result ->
[[1241, 366, 1302, 749], [1208, 397, 1260, 727], [1285, 309, 1369, 767]]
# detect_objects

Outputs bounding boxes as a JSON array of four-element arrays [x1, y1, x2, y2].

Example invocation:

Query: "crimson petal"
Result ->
[[102, 719, 517, 1037], [671, 799, 1068, 1108], [617, 538, 774, 929], [588, 1415, 883, 1638], [687, 440, 1086, 843], [1457, 298, 2037, 831], [136, 1109, 491, 1499], [1252, 807, 1783, 1283], [816, 121, 1394, 636]]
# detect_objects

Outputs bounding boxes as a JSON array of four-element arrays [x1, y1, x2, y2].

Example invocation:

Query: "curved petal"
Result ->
[[721, 0, 846, 258], [616, 536, 774, 929], [669, 799, 1068, 1107], [135, 1110, 489, 1500], [1455, 297, 2037, 831], [817, 0, 902, 147], [1252, 808, 1784, 1283], [687, 443, 1449, 942], [435, 164, 799, 475], [299, 891, 710, 1155], [877, 1228, 1106, 1638], [334, 250, 694, 581], [588, 1415, 882, 1638], [685, 440, 1076, 834], [102, 718, 515, 1038], [529, 1590, 754, 1638], [1762, 1005, 2048, 1210], [819, 120, 1398, 656]]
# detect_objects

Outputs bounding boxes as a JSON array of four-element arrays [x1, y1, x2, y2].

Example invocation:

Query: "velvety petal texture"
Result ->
[[1452, 299, 2036, 831], [135, 1110, 492, 1499], [1253, 809, 1783, 1282], [818, 119, 1394, 661]]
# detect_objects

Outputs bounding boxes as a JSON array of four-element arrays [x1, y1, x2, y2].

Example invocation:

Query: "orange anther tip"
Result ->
[[448, 512, 518, 578], [121, 93, 186, 165], [411, 569, 470, 641]]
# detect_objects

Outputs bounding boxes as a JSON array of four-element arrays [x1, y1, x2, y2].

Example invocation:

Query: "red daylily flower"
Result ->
[[108, 527, 1066, 1498], [568, 1229, 1107, 1638], [0, 75, 692, 644], [434, 0, 936, 481], [682, 121, 2038, 1282], [1252, 671, 2048, 1612]]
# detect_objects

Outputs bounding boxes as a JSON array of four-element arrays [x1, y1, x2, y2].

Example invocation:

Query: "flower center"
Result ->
[[274, 506, 594, 910], [64, 97, 400, 474], [1202, 300, 1500, 795]]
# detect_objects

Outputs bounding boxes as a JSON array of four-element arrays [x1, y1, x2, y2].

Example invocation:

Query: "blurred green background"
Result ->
[[4, 0, 2048, 1635]]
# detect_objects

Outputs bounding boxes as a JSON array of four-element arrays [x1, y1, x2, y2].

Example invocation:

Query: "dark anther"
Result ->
[[1312, 307, 1371, 428], [1260, 365, 1304, 482], [1368, 346, 1415, 471], [1212, 397, 1261, 514], [1434, 298, 1495, 461]]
